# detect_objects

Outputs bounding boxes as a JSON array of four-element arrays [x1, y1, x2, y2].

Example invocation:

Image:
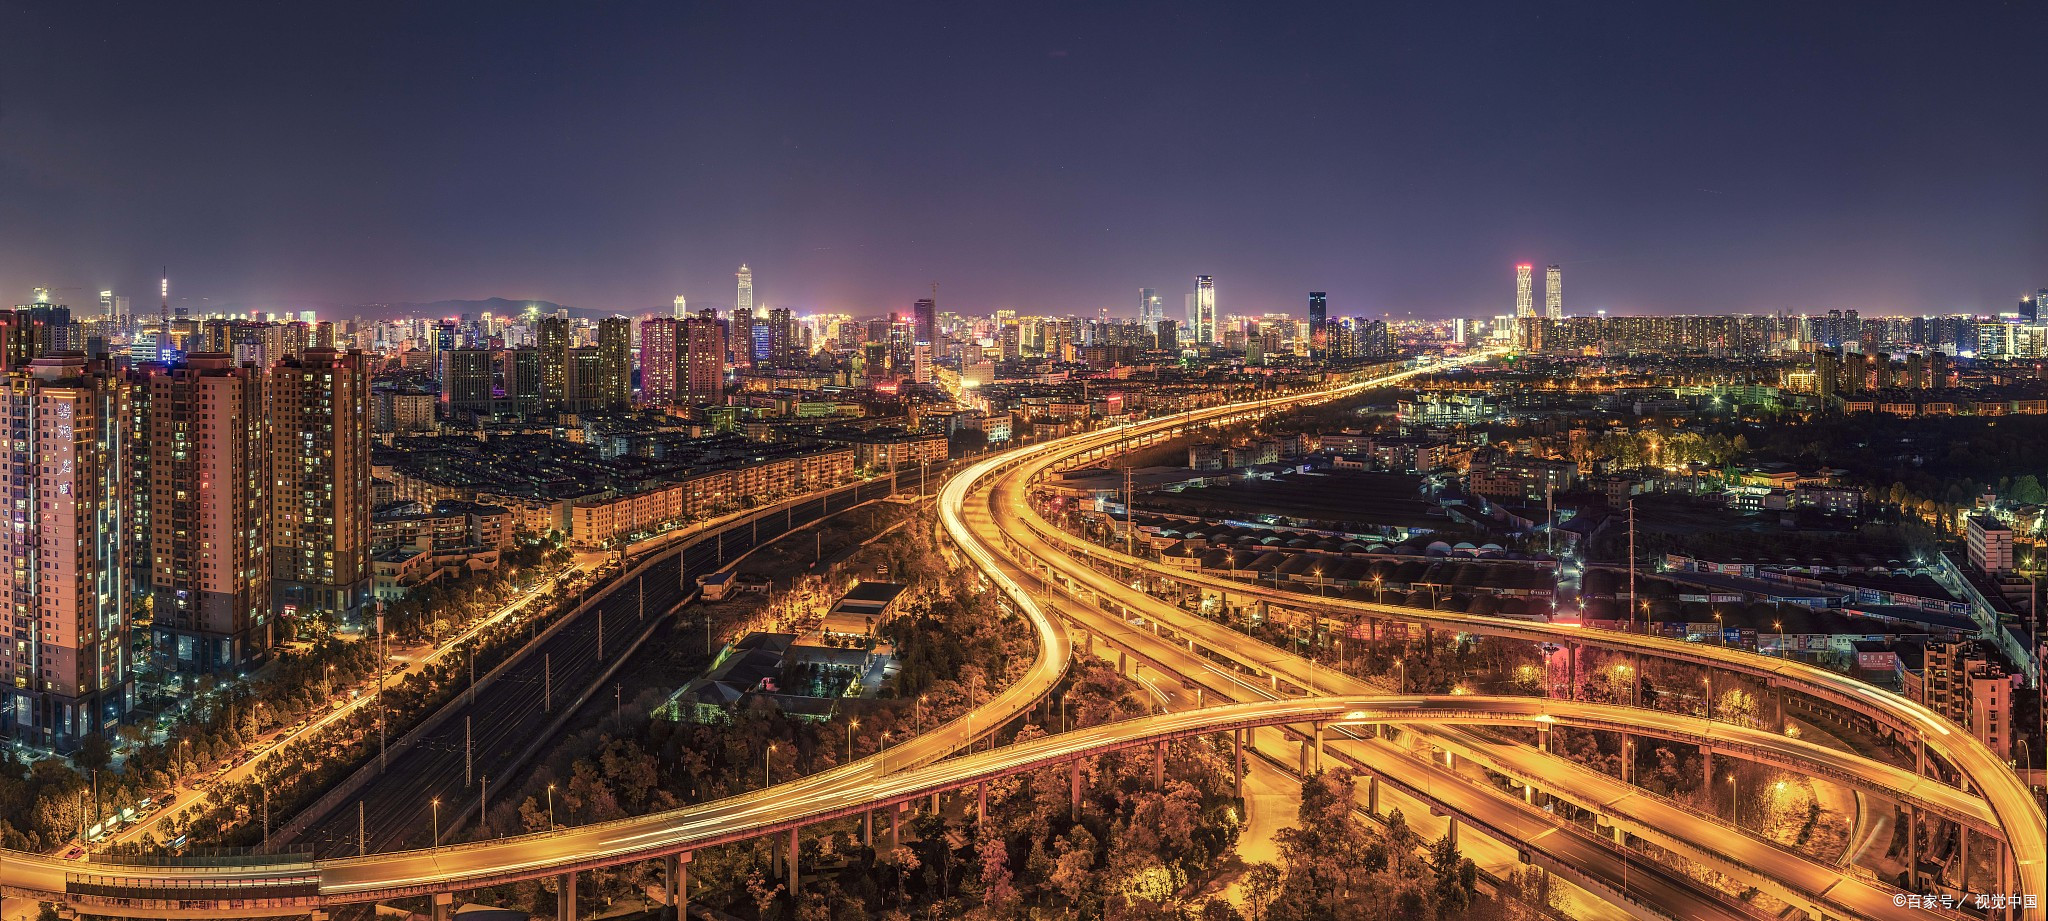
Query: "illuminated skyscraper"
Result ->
[[1515, 264, 1535, 318], [684, 316, 725, 404], [442, 348, 494, 414], [641, 317, 682, 404], [1308, 292, 1328, 359], [0, 355, 133, 749], [1193, 275, 1217, 345], [1545, 265, 1562, 320], [1139, 288, 1163, 325], [913, 298, 937, 346], [597, 317, 632, 407], [673, 294, 688, 319], [736, 264, 754, 315], [147, 354, 272, 674], [536, 315, 570, 410], [271, 348, 371, 627]]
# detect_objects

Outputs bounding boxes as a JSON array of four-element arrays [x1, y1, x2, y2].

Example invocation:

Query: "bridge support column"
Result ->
[[432, 893, 454, 921], [1701, 748, 1713, 801], [666, 851, 691, 920], [1445, 816, 1458, 849], [1905, 804, 1918, 890], [1365, 773, 1379, 817], [977, 781, 988, 836], [1313, 723, 1325, 773], [1537, 723, 1551, 754], [1567, 643, 1579, 699], [1233, 729, 1245, 799], [787, 826, 800, 898], [1153, 741, 1166, 789], [890, 803, 904, 850], [1620, 734, 1634, 785], [1117, 650, 1127, 675], [1958, 826, 1970, 892], [862, 809, 873, 847], [1071, 758, 1083, 817], [557, 871, 577, 921]]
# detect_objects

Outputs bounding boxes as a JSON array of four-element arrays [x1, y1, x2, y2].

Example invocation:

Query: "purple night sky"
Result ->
[[1, 1, 2043, 319]]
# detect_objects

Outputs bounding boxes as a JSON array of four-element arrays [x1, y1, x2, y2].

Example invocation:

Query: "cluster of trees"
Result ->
[[0, 637, 386, 852], [381, 539, 571, 641], [1572, 429, 1750, 471], [1244, 769, 1490, 921]]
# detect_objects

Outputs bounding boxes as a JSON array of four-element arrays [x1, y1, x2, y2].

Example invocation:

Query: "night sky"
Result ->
[[2, 1, 2043, 319]]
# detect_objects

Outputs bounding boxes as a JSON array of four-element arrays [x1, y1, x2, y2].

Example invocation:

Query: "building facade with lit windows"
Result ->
[[271, 348, 372, 627], [146, 354, 274, 675], [0, 354, 134, 750]]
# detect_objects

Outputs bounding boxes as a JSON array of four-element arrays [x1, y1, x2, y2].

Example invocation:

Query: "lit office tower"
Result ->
[[1308, 292, 1328, 358], [597, 317, 632, 407], [673, 294, 688, 319], [640, 317, 682, 404], [146, 354, 272, 674], [730, 306, 754, 368], [1193, 275, 1217, 345], [913, 298, 938, 346], [684, 315, 726, 404], [1545, 265, 1562, 320], [271, 348, 372, 627], [1515, 264, 1535, 318], [0, 355, 133, 749], [536, 315, 571, 410], [766, 307, 796, 367], [736, 264, 754, 315], [442, 348, 495, 415], [1139, 288, 1163, 325]]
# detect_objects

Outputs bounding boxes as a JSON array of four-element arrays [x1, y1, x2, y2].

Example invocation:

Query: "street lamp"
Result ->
[[916, 695, 927, 734], [1726, 774, 1739, 827], [880, 731, 891, 774], [764, 743, 776, 789], [547, 783, 556, 829], [847, 720, 859, 763], [430, 797, 441, 849]]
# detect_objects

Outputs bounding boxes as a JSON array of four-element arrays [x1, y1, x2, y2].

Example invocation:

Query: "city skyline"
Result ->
[[3, 4, 2044, 318]]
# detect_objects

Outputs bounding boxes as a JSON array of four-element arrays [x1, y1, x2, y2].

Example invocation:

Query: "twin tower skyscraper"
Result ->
[[1515, 263, 1564, 321]]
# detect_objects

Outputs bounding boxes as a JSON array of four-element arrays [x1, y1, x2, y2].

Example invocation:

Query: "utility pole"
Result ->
[[465, 715, 473, 786], [358, 800, 366, 856], [545, 652, 552, 712]]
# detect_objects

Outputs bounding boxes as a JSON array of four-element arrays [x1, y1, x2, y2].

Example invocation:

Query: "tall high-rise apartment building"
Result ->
[[736, 264, 754, 315], [1545, 265, 1562, 320], [684, 316, 726, 404], [505, 348, 545, 416], [1139, 288, 1163, 325], [640, 317, 683, 405], [913, 298, 937, 347], [146, 354, 272, 674], [0, 355, 133, 749], [1308, 292, 1328, 358], [1515, 264, 1535, 318], [597, 317, 632, 407], [673, 294, 688, 319], [536, 316, 570, 411], [1193, 276, 1217, 345], [271, 348, 371, 626], [442, 348, 495, 415]]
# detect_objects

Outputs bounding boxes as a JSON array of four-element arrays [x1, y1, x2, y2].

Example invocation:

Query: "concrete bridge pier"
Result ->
[[1232, 729, 1245, 799], [1070, 758, 1083, 817], [1365, 773, 1379, 817], [432, 893, 454, 921], [556, 871, 577, 921], [787, 826, 800, 898], [1153, 742, 1166, 788], [665, 851, 691, 920]]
